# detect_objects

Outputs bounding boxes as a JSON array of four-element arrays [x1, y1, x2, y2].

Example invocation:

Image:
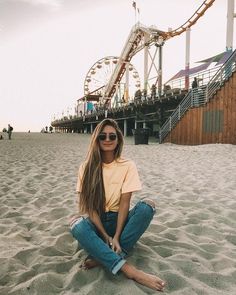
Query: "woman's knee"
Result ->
[[71, 220, 83, 239], [138, 199, 156, 216], [142, 198, 156, 210], [71, 218, 93, 241]]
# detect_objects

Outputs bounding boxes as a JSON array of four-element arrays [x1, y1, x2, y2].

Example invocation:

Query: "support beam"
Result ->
[[226, 0, 235, 51], [144, 35, 149, 91], [124, 119, 127, 137], [185, 27, 191, 90], [158, 45, 163, 96], [125, 63, 129, 102]]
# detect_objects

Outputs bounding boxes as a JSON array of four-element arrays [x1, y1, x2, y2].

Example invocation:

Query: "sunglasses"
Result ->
[[98, 133, 117, 141]]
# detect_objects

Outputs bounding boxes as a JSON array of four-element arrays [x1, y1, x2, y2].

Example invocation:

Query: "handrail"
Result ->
[[165, 65, 221, 91], [206, 50, 236, 101], [159, 49, 236, 143]]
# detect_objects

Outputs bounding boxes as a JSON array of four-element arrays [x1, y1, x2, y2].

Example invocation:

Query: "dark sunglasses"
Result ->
[[98, 133, 117, 141]]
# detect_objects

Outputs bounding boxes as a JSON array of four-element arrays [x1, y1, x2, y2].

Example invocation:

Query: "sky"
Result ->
[[0, 0, 234, 132]]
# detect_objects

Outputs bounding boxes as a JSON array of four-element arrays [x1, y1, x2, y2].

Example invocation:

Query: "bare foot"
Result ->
[[80, 257, 100, 270], [121, 263, 166, 291]]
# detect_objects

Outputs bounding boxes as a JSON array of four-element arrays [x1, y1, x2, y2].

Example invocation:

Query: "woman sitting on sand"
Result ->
[[70, 118, 165, 292]]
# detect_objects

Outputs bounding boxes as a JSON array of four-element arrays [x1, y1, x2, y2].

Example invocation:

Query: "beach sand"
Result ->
[[0, 132, 236, 294]]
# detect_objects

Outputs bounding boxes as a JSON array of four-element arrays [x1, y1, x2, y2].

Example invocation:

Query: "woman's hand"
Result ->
[[103, 234, 113, 247], [103, 235, 121, 253], [111, 236, 122, 254]]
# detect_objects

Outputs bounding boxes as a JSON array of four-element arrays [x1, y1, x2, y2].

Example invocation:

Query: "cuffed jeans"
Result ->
[[70, 200, 156, 275]]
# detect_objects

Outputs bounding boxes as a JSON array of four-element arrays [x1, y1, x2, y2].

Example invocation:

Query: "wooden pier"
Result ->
[[51, 90, 187, 138]]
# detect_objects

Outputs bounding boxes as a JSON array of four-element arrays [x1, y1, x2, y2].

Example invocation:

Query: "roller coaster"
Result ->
[[80, 0, 215, 111]]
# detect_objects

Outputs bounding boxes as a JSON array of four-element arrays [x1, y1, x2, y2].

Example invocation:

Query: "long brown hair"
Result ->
[[79, 118, 124, 216]]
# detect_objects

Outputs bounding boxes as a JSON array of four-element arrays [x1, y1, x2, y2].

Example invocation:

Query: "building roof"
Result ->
[[167, 51, 233, 83]]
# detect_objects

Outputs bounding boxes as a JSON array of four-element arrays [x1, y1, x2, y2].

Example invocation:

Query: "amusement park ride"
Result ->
[[77, 0, 216, 113], [52, 0, 235, 139]]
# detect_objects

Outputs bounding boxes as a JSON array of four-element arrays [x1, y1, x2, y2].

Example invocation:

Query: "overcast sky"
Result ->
[[0, 0, 234, 132]]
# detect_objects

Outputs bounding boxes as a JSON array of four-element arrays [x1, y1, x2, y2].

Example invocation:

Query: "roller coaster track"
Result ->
[[161, 0, 215, 39], [103, 0, 215, 103]]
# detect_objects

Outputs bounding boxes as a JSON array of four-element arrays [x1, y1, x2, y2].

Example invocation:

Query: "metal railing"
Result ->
[[159, 49, 236, 143], [166, 65, 221, 91], [206, 51, 236, 101]]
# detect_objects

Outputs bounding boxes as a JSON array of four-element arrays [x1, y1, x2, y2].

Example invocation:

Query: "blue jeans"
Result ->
[[70, 200, 155, 275]]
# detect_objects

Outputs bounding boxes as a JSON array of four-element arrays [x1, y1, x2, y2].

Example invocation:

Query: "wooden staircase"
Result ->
[[159, 50, 236, 145]]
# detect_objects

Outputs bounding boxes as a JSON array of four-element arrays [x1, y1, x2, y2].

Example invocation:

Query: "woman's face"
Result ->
[[98, 125, 118, 152]]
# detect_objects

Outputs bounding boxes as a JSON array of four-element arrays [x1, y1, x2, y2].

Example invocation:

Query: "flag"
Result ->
[[132, 1, 136, 9]]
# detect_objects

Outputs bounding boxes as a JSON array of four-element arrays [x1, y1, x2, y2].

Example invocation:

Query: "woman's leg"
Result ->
[[70, 217, 126, 274], [78, 212, 118, 270], [70, 207, 166, 291], [119, 199, 166, 291], [119, 199, 156, 254], [121, 263, 166, 291]]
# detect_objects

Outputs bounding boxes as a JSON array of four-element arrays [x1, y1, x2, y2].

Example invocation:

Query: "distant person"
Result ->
[[121, 94, 125, 104], [163, 84, 171, 92], [192, 77, 199, 106], [134, 89, 142, 102], [45, 126, 48, 133], [151, 84, 157, 99], [0, 135, 3, 140], [142, 88, 147, 100], [7, 124, 13, 140], [192, 77, 198, 89], [49, 126, 53, 133], [69, 118, 166, 292]]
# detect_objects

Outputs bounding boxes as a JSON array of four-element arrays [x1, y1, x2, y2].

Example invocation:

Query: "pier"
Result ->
[[51, 89, 187, 138]]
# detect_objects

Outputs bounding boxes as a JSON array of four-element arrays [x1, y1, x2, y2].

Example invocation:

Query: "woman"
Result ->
[[70, 118, 165, 291]]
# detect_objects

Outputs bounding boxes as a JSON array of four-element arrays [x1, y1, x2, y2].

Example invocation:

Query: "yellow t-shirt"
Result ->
[[76, 158, 142, 212]]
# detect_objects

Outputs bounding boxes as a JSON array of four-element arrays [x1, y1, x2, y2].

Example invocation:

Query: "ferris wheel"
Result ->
[[84, 56, 141, 105]]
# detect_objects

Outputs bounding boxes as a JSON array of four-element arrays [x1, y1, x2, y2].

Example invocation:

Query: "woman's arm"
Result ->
[[112, 192, 132, 253]]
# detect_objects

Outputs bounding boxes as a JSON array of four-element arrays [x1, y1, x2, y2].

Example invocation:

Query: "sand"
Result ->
[[0, 132, 236, 295]]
